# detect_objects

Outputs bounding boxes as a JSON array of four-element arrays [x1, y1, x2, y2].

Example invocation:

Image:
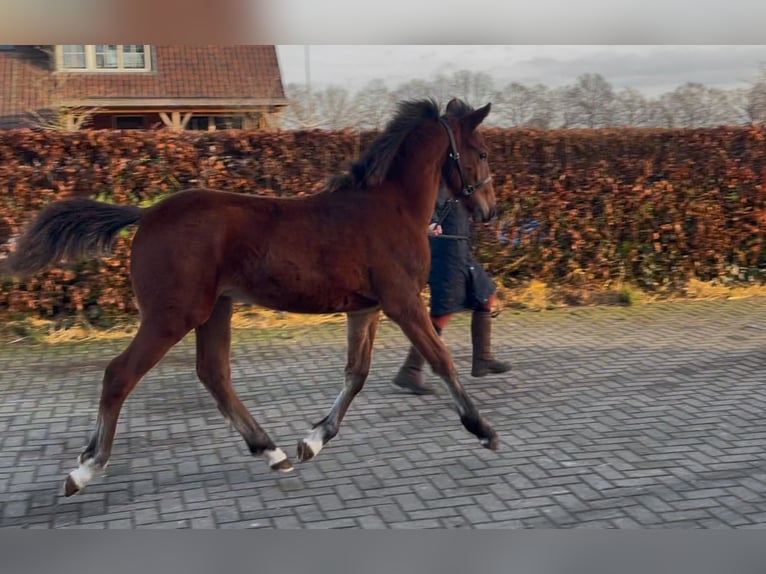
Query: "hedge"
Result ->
[[1, 126, 765, 322]]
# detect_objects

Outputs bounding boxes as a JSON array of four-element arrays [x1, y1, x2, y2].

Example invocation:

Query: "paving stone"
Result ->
[[2, 298, 766, 528]]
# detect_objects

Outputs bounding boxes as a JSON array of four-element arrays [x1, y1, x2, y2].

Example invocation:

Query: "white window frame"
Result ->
[[56, 45, 152, 72]]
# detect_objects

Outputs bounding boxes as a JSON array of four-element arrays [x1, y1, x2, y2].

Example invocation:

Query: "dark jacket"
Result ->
[[427, 187, 496, 316]]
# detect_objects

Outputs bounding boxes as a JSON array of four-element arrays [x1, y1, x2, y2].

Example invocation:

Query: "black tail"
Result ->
[[4, 198, 144, 277]]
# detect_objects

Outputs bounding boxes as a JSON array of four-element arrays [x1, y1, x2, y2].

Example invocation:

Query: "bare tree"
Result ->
[[658, 83, 738, 127], [647, 94, 676, 127], [391, 70, 498, 111], [706, 86, 741, 126], [314, 86, 357, 130], [427, 73, 458, 104], [350, 79, 394, 130], [614, 87, 651, 127], [550, 85, 579, 128], [663, 83, 709, 127], [565, 73, 616, 128], [497, 82, 534, 127], [753, 68, 766, 123], [279, 63, 766, 130], [282, 82, 321, 129], [524, 85, 556, 129], [738, 66, 766, 124], [448, 70, 497, 108], [392, 78, 437, 102], [496, 82, 554, 128], [729, 87, 760, 125]]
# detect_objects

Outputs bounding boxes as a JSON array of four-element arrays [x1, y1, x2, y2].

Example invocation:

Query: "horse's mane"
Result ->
[[324, 99, 441, 193]]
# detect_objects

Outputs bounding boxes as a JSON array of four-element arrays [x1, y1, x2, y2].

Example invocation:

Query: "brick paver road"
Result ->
[[2, 298, 766, 528]]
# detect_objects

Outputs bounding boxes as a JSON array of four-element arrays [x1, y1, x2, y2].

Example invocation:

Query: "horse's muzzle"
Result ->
[[476, 204, 497, 223]]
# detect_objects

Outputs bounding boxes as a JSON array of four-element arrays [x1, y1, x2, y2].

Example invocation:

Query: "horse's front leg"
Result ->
[[383, 292, 499, 451], [297, 308, 380, 462]]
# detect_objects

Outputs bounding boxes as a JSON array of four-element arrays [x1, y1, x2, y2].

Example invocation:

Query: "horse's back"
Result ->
[[129, 187, 381, 315]]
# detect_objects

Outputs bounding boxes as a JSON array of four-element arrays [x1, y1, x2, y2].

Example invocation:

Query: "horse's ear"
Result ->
[[445, 98, 461, 114], [464, 103, 491, 131]]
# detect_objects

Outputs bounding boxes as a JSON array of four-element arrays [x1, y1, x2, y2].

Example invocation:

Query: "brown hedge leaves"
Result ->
[[1, 126, 765, 322], [477, 127, 766, 293]]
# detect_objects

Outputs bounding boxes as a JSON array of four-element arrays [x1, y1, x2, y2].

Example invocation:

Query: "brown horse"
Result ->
[[5, 98, 499, 497]]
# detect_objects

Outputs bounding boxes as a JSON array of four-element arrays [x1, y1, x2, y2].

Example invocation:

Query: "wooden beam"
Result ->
[[72, 113, 88, 130], [161, 111, 193, 131], [59, 97, 289, 108], [63, 112, 77, 131], [93, 107, 280, 115]]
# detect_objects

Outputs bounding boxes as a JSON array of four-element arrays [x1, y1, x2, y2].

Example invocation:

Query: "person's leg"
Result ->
[[391, 313, 452, 395], [478, 293, 499, 313], [431, 314, 452, 332], [471, 293, 511, 377]]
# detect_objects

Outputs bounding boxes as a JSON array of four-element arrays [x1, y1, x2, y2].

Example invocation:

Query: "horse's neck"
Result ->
[[398, 131, 447, 225]]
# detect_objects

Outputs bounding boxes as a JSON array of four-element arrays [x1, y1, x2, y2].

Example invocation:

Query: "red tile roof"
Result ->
[[0, 45, 286, 125]]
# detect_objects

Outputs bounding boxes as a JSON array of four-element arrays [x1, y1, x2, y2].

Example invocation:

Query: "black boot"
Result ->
[[392, 326, 442, 395], [471, 310, 511, 377]]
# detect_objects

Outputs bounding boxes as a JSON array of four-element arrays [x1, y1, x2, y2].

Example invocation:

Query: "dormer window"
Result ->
[[62, 45, 86, 68], [57, 45, 151, 72]]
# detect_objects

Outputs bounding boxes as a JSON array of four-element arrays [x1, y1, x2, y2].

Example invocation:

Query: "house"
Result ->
[[0, 45, 289, 130]]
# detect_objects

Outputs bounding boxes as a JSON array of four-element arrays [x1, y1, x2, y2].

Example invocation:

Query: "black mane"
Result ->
[[325, 99, 441, 193]]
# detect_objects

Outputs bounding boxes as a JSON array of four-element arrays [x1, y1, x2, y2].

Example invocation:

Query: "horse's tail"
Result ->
[[4, 198, 144, 277]]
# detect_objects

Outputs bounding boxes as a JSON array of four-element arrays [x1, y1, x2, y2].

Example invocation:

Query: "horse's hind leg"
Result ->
[[64, 320, 190, 496], [383, 293, 498, 451], [297, 308, 380, 461], [195, 296, 293, 472]]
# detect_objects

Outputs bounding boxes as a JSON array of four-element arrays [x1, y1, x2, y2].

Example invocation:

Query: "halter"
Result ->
[[438, 116, 493, 199], [431, 117, 493, 232]]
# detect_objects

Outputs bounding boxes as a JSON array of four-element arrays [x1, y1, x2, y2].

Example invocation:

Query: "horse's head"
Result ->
[[440, 98, 496, 223]]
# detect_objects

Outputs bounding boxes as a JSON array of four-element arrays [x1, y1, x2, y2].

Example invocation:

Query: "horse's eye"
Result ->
[[479, 152, 488, 161]]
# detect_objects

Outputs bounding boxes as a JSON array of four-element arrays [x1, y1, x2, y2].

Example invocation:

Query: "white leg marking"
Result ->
[[302, 426, 325, 457], [68, 458, 100, 490], [264, 448, 288, 467]]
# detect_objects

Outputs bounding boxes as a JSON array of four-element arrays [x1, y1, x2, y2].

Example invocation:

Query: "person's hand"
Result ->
[[428, 223, 443, 236]]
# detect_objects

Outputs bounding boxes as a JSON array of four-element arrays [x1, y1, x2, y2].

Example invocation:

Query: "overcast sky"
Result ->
[[276, 45, 766, 96]]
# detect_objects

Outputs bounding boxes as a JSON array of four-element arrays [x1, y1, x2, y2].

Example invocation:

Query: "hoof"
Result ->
[[296, 440, 316, 462], [271, 458, 294, 473], [63, 475, 81, 497], [480, 433, 500, 451], [264, 447, 293, 472]]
